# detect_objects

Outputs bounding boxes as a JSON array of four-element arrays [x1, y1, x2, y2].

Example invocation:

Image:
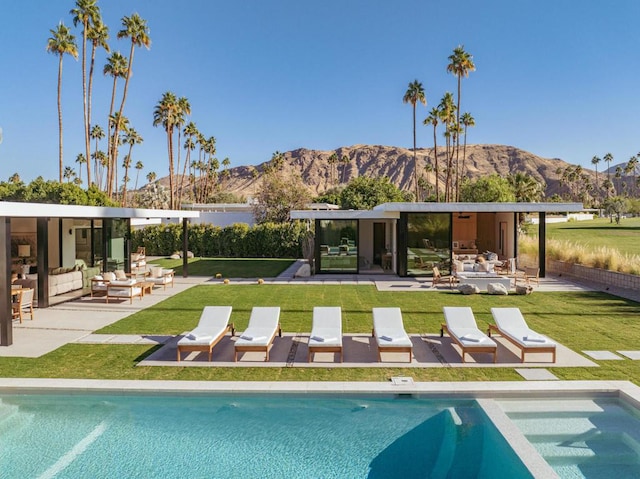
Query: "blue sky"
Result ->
[[1, 0, 639, 183]]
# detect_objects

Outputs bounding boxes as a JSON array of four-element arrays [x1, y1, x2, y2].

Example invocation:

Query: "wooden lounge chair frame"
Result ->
[[308, 307, 343, 363], [440, 322, 497, 363], [487, 324, 555, 362], [372, 308, 412, 362], [234, 325, 281, 361], [177, 323, 235, 362]]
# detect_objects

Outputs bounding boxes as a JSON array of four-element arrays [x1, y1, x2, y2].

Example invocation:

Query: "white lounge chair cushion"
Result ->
[[443, 307, 497, 347], [309, 307, 342, 347], [235, 307, 280, 348], [109, 279, 137, 286], [372, 307, 412, 348], [491, 307, 556, 348], [108, 287, 142, 297], [178, 306, 233, 346]]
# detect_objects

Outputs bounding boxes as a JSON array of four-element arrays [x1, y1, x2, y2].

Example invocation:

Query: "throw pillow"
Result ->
[[103, 272, 116, 282], [114, 270, 127, 280]]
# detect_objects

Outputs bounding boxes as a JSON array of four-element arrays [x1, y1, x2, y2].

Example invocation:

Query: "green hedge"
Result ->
[[132, 221, 310, 258]]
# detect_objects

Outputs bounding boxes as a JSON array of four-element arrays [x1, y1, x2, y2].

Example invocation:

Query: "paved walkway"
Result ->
[[1, 269, 638, 359]]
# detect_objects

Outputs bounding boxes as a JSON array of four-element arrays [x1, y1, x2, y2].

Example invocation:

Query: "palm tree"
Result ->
[[85, 18, 109, 184], [146, 171, 157, 184], [63, 166, 76, 183], [134, 160, 144, 191], [591, 155, 601, 199], [90, 124, 105, 183], [109, 112, 129, 195], [439, 93, 456, 201], [403, 80, 426, 201], [447, 45, 475, 199], [340, 154, 350, 184], [75, 153, 86, 182], [93, 149, 107, 190], [71, 0, 100, 186], [103, 51, 127, 193], [153, 91, 179, 208], [627, 155, 639, 197], [47, 22, 78, 183], [174, 97, 191, 198], [460, 112, 475, 186], [508, 172, 545, 202], [603, 152, 613, 197], [327, 153, 338, 187], [111, 13, 150, 198], [179, 121, 198, 204], [121, 127, 143, 206], [423, 106, 441, 201]]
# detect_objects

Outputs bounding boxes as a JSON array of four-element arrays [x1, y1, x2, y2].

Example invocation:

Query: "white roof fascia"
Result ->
[[372, 202, 584, 213], [0, 201, 200, 219], [290, 210, 398, 220]]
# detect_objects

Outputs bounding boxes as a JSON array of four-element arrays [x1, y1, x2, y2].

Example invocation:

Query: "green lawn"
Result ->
[[148, 257, 295, 278], [545, 217, 640, 256], [2, 285, 640, 384]]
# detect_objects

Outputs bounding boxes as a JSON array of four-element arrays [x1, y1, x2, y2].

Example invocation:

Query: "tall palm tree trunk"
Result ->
[[455, 78, 462, 201], [110, 44, 135, 197], [81, 25, 91, 187], [167, 129, 175, 209], [179, 147, 191, 207], [412, 105, 418, 201], [432, 131, 439, 201], [57, 55, 64, 183], [86, 40, 98, 187]]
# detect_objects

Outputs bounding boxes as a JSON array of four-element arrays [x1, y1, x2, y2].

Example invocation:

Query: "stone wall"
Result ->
[[547, 260, 640, 291]]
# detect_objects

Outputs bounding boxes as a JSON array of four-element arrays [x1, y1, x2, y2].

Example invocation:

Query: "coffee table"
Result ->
[[140, 281, 154, 296]]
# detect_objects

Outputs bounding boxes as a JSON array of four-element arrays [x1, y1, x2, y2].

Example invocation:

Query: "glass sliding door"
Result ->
[[405, 213, 451, 277], [105, 218, 130, 271], [317, 219, 358, 273]]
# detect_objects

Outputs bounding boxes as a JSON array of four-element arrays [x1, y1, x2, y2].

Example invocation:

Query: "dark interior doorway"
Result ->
[[373, 222, 385, 266]]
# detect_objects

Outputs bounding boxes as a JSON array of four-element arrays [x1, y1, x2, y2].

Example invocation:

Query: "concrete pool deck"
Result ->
[[0, 272, 637, 360]]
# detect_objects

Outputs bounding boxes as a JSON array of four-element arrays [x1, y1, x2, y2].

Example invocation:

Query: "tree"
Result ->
[[85, 17, 109, 184], [134, 160, 143, 191], [447, 45, 475, 200], [508, 172, 545, 202], [47, 22, 78, 183], [438, 92, 457, 201], [153, 92, 180, 208], [591, 155, 601, 201], [603, 152, 613, 197], [460, 112, 475, 183], [603, 196, 627, 224], [102, 52, 127, 191], [71, 0, 100, 186], [179, 121, 198, 204], [174, 96, 191, 200], [340, 154, 350, 184], [75, 153, 87, 182], [253, 172, 311, 224], [403, 80, 426, 201], [90, 124, 105, 184], [111, 13, 150, 198], [460, 174, 516, 202], [63, 166, 77, 183], [423, 107, 441, 201], [121, 127, 142, 206], [340, 176, 412, 210], [626, 156, 638, 197], [146, 171, 157, 184]]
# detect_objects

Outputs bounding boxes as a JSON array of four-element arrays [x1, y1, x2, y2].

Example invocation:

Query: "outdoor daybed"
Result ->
[[308, 306, 343, 363], [372, 307, 413, 362], [441, 306, 497, 363], [177, 306, 234, 362], [489, 307, 556, 362], [234, 307, 281, 362]]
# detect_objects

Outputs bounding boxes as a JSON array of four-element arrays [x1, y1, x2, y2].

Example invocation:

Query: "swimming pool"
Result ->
[[0, 393, 530, 478], [1, 379, 639, 478]]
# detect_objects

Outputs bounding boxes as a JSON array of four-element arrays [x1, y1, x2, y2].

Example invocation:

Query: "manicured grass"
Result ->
[[148, 257, 295, 278], [1, 285, 640, 384], [545, 217, 640, 256]]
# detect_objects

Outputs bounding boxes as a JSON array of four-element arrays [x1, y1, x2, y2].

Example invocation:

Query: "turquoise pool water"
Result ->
[[0, 393, 530, 478], [498, 398, 640, 479]]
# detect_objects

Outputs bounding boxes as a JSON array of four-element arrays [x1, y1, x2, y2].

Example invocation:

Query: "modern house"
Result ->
[[2, 201, 199, 346], [291, 202, 583, 277]]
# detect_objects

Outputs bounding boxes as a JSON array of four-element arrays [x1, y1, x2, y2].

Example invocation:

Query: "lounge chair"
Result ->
[[234, 307, 281, 362], [372, 307, 412, 362], [177, 306, 234, 362], [489, 307, 556, 362], [12, 288, 34, 323], [441, 307, 497, 363], [432, 266, 455, 288], [308, 307, 343, 362]]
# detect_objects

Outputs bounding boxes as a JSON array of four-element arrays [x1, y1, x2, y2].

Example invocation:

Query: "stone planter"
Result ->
[[547, 259, 640, 291]]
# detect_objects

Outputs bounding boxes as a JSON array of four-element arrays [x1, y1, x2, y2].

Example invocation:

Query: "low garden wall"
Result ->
[[546, 259, 640, 291]]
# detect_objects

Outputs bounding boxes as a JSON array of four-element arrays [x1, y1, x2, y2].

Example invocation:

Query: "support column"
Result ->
[[37, 218, 49, 309], [539, 211, 546, 277], [0, 217, 12, 346], [182, 218, 189, 278]]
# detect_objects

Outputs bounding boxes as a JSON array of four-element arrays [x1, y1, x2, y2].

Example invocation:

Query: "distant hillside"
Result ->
[[210, 144, 590, 199]]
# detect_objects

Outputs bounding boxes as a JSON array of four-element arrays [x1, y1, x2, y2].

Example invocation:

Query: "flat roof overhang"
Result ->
[[0, 201, 200, 219], [291, 202, 584, 220]]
